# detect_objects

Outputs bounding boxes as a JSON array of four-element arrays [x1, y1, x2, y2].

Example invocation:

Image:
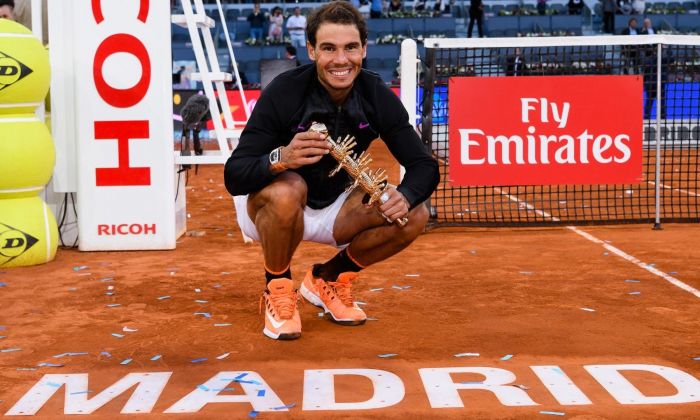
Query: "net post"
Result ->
[[422, 46, 437, 221], [652, 42, 663, 231], [400, 39, 418, 183]]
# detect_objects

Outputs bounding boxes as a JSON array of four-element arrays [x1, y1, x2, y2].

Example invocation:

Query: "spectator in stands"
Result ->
[[568, 0, 584, 15], [537, 0, 547, 15], [370, 0, 383, 18], [286, 7, 307, 50], [467, 0, 484, 38], [602, 0, 616, 33], [620, 18, 639, 74], [617, 0, 632, 14], [506, 48, 527, 76], [247, 3, 266, 43], [413, 0, 427, 11], [632, 0, 645, 14], [268, 6, 284, 43], [0, 0, 14, 20], [640, 17, 654, 34], [285, 45, 301, 67], [389, 0, 403, 13], [621, 16, 638, 34], [434, 0, 451, 15]]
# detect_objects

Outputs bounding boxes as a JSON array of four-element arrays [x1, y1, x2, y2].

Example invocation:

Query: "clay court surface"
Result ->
[[1, 143, 699, 419]]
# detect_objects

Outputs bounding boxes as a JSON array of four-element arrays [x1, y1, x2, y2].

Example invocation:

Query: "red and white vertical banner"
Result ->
[[448, 75, 643, 186], [73, 0, 175, 250]]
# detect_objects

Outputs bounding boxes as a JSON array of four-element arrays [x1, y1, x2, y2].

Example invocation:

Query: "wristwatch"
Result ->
[[269, 146, 288, 172]]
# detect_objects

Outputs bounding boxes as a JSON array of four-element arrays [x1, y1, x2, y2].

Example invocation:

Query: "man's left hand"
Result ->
[[374, 188, 410, 222]]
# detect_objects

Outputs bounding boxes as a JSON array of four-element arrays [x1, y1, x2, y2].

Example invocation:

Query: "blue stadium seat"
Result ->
[[681, 1, 698, 10], [171, 24, 191, 45], [551, 15, 582, 32], [172, 46, 195, 61], [487, 16, 519, 33], [519, 15, 551, 33], [261, 45, 285, 59], [424, 17, 456, 37], [677, 14, 699, 33], [235, 21, 252, 41], [392, 18, 425, 37], [233, 46, 262, 62], [366, 57, 383, 71], [367, 19, 393, 38], [366, 43, 400, 60]]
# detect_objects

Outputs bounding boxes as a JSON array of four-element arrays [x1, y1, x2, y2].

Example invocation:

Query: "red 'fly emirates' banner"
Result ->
[[448, 75, 643, 186]]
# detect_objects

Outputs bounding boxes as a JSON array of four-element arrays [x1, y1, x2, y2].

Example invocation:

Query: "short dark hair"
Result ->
[[286, 45, 297, 56], [0, 0, 15, 8], [306, 1, 368, 47]]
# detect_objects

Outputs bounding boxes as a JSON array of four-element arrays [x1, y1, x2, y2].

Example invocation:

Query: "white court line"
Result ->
[[494, 187, 700, 299], [647, 180, 699, 198]]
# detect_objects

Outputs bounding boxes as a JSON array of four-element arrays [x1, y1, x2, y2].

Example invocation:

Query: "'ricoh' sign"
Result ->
[[74, 0, 175, 250], [448, 76, 643, 186]]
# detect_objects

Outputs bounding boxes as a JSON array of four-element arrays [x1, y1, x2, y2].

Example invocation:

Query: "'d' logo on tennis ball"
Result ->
[[0, 51, 33, 92], [0, 223, 38, 264]]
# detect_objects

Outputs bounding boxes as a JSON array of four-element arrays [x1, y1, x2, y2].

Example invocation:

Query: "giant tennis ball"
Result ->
[[0, 196, 58, 267], [0, 19, 50, 114], [0, 115, 55, 198]]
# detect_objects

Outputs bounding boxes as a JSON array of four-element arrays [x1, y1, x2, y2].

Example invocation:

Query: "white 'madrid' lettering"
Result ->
[[418, 367, 539, 408], [5, 373, 171, 415], [585, 364, 700, 405], [531, 366, 592, 405], [520, 98, 570, 128], [303, 369, 405, 410], [164, 371, 286, 413]]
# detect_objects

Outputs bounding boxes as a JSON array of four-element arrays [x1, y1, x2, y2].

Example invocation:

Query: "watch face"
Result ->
[[270, 148, 279, 164]]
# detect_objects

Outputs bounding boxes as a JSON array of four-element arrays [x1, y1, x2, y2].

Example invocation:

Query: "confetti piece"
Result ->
[[355, 301, 367, 306], [106, 303, 122, 308], [580, 307, 596, 312], [405, 274, 420, 277], [469, 250, 477, 255], [257, 389, 266, 397], [69, 390, 92, 395], [111, 333, 125, 338], [195, 300, 208, 304], [0, 326, 5, 330], [100, 351, 112, 358], [157, 296, 171, 300], [366, 317, 378, 321], [197, 384, 209, 391], [248, 411, 258, 418], [369, 288, 383, 292], [123, 326, 138, 332], [0, 282, 6, 287], [216, 352, 230, 360], [99, 277, 114, 282], [1, 348, 21, 353], [628, 291, 641, 295], [692, 357, 700, 361], [194, 312, 212, 318], [625, 279, 641, 283], [0, 336, 5, 339], [191, 358, 208, 363], [194, 288, 202, 293], [105, 292, 114, 296], [378, 353, 398, 358], [53, 352, 88, 358], [73, 265, 89, 271], [519, 271, 533, 275], [603, 252, 609, 256], [454, 352, 480, 357], [669, 271, 678, 275], [501, 354, 514, 361], [38, 363, 63, 367], [46, 382, 62, 388], [17, 367, 37, 371], [120, 359, 132, 365], [317, 312, 324, 317], [540, 411, 566, 416], [272, 403, 296, 410], [150, 355, 162, 361], [213, 284, 222, 289], [391, 285, 403, 290], [214, 323, 232, 327]]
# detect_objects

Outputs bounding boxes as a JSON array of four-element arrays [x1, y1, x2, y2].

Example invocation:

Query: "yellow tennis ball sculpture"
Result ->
[[0, 18, 58, 266], [0, 19, 50, 115]]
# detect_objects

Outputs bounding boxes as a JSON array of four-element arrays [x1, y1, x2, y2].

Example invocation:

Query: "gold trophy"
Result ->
[[309, 122, 408, 227]]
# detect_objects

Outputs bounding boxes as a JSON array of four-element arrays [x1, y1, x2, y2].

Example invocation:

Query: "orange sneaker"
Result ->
[[259, 278, 302, 340], [300, 269, 366, 326]]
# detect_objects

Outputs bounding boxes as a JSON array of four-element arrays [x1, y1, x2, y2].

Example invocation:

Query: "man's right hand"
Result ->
[[279, 131, 331, 169]]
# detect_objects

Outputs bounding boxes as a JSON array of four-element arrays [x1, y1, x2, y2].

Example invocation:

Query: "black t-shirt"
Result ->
[[224, 65, 440, 210]]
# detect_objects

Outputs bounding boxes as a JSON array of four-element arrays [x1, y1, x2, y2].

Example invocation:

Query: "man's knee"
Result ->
[[397, 203, 430, 243], [251, 172, 307, 223]]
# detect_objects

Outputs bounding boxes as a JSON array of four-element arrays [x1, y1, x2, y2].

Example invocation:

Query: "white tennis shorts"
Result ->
[[233, 190, 352, 248]]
